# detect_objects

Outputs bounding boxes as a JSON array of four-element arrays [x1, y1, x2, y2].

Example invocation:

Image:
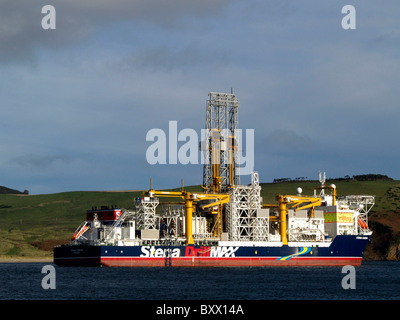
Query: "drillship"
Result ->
[[54, 92, 374, 267]]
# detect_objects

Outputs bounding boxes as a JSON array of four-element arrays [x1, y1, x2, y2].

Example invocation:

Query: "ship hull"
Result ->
[[98, 256, 362, 267], [54, 235, 369, 267]]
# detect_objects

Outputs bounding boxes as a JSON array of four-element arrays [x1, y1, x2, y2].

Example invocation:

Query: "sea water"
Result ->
[[0, 261, 399, 300]]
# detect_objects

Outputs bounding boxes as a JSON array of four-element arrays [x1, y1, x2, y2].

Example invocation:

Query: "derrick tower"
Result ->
[[202, 92, 240, 193]]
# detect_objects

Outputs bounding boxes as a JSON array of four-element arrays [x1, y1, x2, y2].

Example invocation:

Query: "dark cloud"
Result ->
[[10, 154, 71, 168], [0, 0, 233, 64], [0, 1, 91, 64], [119, 44, 229, 72], [264, 129, 314, 151]]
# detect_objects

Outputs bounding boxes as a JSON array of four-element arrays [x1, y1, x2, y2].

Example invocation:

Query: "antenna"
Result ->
[[319, 171, 326, 186], [319, 171, 326, 197]]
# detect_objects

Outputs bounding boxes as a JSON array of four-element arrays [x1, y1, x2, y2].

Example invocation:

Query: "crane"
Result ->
[[144, 179, 230, 245], [275, 185, 337, 245]]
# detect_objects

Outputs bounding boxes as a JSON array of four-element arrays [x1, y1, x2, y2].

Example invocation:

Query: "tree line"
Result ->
[[273, 174, 393, 183]]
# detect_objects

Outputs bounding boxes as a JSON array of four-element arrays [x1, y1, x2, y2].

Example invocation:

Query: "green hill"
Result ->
[[0, 179, 399, 261], [0, 190, 143, 259]]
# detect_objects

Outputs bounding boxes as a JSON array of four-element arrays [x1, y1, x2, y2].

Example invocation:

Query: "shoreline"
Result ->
[[0, 257, 53, 263]]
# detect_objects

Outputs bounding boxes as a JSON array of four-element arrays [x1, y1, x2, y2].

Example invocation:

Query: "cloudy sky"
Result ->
[[1, 1, 399, 194]]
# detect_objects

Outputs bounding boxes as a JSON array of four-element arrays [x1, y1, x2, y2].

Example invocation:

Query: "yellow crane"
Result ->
[[274, 185, 337, 245], [144, 179, 230, 245]]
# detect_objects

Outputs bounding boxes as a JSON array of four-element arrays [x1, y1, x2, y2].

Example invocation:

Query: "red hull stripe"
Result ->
[[99, 256, 362, 267]]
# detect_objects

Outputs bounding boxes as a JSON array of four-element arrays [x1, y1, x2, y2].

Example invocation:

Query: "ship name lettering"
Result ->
[[210, 246, 239, 257], [140, 246, 180, 258], [185, 246, 211, 257]]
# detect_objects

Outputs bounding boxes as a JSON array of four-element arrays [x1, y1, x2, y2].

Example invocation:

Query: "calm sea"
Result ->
[[0, 261, 399, 300]]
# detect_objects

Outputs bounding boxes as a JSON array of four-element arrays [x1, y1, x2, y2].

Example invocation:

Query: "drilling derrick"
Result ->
[[202, 92, 240, 193]]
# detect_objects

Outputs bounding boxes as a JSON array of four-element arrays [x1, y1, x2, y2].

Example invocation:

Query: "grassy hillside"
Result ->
[[0, 191, 143, 259], [260, 179, 400, 213], [0, 179, 399, 260]]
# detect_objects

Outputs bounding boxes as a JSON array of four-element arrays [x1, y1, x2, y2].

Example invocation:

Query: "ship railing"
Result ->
[[193, 232, 219, 240], [288, 228, 330, 242]]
